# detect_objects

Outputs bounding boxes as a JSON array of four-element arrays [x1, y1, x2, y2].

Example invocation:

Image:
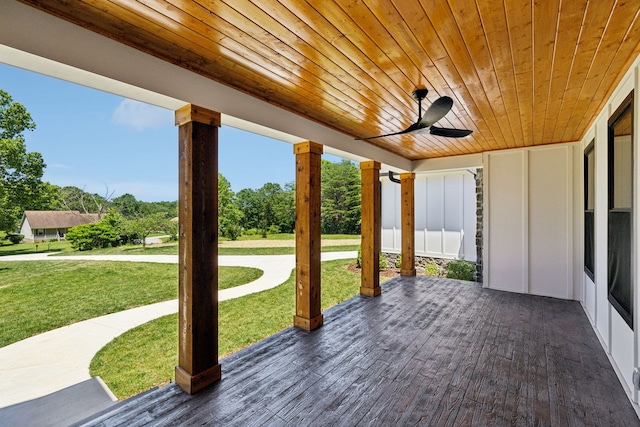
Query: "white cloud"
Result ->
[[111, 99, 172, 131]]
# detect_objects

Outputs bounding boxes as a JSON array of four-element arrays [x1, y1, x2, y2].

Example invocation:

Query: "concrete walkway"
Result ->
[[0, 251, 357, 407]]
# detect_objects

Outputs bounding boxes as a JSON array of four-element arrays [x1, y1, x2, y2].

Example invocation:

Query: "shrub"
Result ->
[[356, 249, 389, 269], [66, 222, 120, 251], [379, 253, 389, 269], [6, 234, 23, 244], [446, 259, 476, 281], [222, 224, 243, 241], [267, 225, 280, 235], [425, 262, 442, 277]]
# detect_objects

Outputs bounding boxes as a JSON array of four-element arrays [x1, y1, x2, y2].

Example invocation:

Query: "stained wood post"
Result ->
[[293, 141, 324, 330], [174, 104, 221, 394], [400, 173, 416, 276], [360, 161, 381, 297]]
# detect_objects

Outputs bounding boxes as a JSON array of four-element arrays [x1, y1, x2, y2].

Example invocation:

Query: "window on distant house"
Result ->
[[36, 229, 45, 236], [584, 141, 595, 280], [608, 91, 634, 329]]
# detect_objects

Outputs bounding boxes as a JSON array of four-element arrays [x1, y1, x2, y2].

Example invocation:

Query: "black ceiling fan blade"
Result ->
[[418, 96, 453, 127], [355, 123, 423, 140], [430, 125, 473, 138]]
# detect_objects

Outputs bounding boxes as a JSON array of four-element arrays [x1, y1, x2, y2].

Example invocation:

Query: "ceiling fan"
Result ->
[[356, 89, 473, 140]]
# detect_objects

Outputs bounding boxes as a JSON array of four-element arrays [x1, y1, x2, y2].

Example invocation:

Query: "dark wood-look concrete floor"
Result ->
[[79, 277, 640, 426]]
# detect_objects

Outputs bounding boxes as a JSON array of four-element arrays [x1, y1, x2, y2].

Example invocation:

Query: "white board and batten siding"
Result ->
[[381, 170, 477, 262], [484, 144, 574, 300], [578, 54, 640, 402]]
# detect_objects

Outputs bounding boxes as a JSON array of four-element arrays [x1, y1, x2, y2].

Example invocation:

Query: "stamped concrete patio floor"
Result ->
[[78, 276, 640, 426]]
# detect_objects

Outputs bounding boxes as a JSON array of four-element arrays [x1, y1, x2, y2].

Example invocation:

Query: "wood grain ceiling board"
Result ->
[[17, 0, 640, 161]]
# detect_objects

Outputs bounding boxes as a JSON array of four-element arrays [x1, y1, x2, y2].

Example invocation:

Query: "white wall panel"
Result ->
[[381, 228, 396, 252], [611, 309, 635, 393], [426, 230, 443, 255], [426, 176, 444, 230], [528, 146, 572, 299], [381, 177, 400, 230], [585, 274, 596, 325], [415, 178, 427, 230], [595, 116, 610, 348], [415, 230, 426, 253], [444, 175, 463, 230], [487, 150, 527, 293], [380, 170, 477, 261]]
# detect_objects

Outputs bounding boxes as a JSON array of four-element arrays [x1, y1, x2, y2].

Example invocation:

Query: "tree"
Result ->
[[112, 193, 144, 218], [123, 212, 168, 249], [277, 182, 296, 233], [0, 89, 48, 232], [321, 159, 361, 234], [236, 188, 261, 231], [58, 185, 111, 215], [218, 173, 243, 240]]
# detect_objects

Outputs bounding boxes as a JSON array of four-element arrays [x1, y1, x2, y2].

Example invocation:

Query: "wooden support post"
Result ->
[[174, 104, 221, 394], [293, 142, 324, 330], [400, 173, 416, 276], [360, 161, 381, 297]]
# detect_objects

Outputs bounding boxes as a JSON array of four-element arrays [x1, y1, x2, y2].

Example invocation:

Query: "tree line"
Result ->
[[219, 158, 362, 239], [1, 88, 363, 245]]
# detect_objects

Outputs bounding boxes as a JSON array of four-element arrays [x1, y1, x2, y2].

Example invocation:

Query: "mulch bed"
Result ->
[[347, 262, 401, 278]]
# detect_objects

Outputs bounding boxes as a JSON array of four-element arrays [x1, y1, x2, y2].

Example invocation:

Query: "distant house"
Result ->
[[19, 211, 101, 242]]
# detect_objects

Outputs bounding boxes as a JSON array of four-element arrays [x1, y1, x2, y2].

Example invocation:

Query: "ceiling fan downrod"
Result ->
[[412, 88, 429, 122]]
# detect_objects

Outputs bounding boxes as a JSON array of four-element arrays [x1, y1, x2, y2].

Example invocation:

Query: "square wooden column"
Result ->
[[174, 104, 221, 394], [400, 173, 416, 276], [293, 141, 324, 331], [360, 161, 381, 297]]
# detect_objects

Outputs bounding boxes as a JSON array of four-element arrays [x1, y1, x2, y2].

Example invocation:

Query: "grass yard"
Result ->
[[0, 261, 262, 347], [91, 258, 381, 399], [0, 240, 74, 256], [228, 233, 360, 241], [47, 242, 360, 256]]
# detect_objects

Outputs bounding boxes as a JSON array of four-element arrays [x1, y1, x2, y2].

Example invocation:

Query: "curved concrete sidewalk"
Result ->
[[0, 251, 356, 407]]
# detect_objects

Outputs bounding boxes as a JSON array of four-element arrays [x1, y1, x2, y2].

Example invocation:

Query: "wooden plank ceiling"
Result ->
[[19, 0, 640, 160]]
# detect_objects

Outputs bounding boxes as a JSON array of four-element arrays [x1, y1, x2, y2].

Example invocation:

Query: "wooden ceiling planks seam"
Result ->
[[574, 7, 640, 139], [504, 0, 534, 150], [152, 0, 395, 137], [13, 0, 640, 160], [540, 0, 587, 145], [427, 1, 513, 152], [388, 0, 500, 154], [565, 2, 640, 142], [553, 0, 617, 143], [531, 0, 559, 146], [209, 0, 393, 133], [450, 0, 515, 151]]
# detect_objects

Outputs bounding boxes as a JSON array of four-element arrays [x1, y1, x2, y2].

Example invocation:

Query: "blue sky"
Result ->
[[1, 63, 343, 202]]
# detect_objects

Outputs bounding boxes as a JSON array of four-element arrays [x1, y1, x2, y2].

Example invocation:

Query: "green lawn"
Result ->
[[227, 233, 360, 241], [44, 242, 360, 256], [0, 240, 74, 256], [0, 233, 360, 257], [0, 261, 262, 347], [91, 258, 376, 399]]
